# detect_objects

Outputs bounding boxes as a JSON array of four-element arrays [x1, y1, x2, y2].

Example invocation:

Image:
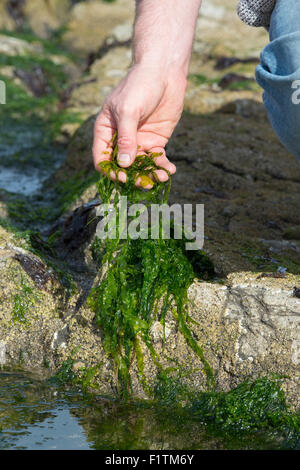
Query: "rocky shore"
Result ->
[[0, 0, 299, 408]]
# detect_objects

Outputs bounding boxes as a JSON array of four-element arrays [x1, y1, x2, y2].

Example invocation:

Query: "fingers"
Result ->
[[117, 114, 138, 168], [134, 169, 169, 189], [93, 111, 175, 187], [150, 147, 176, 179], [153, 169, 169, 182], [92, 110, 115, 168], [107, 169, 127, 184], [133, 147, 175, 189], [93, 112, 127, 183]]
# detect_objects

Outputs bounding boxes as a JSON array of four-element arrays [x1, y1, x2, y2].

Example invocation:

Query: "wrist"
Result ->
[[131, 58, 188, 80], [132, 0, 201, 78]]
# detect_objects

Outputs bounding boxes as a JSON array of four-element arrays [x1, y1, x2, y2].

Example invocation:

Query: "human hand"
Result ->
[[92, 64, 187, 187]]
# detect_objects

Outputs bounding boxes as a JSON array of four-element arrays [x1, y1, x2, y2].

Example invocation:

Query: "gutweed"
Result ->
[[88, 134, 215, 397]]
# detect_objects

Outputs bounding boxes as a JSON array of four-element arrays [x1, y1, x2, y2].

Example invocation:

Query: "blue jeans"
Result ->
[[255, 0, 300, 162]]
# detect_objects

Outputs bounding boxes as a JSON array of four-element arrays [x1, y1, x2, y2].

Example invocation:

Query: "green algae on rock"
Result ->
[[153, 373, 300, 449]]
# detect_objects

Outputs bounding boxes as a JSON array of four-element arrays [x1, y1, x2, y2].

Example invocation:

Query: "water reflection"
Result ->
[[0, 371, 283, 450], [0, 372, 90, 450], [0, 117, 65, 196]]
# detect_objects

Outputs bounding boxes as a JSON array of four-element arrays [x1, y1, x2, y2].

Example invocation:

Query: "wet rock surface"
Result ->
[[0, 0, 299, 408]]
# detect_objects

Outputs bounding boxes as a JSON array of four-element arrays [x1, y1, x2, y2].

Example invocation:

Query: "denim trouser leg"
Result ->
[[255, 0, 300, 162]]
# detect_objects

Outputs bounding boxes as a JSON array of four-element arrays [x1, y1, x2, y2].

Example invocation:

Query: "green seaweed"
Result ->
[[189, 377, 299, 433], [0, 28, 77, 61], [11, 276, 39, 325], [0, 50, 83, 138], [88, 134, 215, 396], [48, 350, 78, 386], [152, 372, 300, 449], [189, 73, 219, 86], [48, 348, 103, 394]]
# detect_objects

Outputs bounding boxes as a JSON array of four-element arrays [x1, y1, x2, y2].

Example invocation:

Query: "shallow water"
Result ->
[[0, 117, 65, 196], [0, 372, 90, 450], [0, 166, 51, 196], [0, 371, 287, 450]]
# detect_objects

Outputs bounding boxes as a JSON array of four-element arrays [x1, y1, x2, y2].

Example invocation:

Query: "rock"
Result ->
[[46, 197, 100, 263], [62, 0, 135, 54], [0, 3, 16, 31], [65, 46, 132, 119], [0, 65, 30, 92], [0, 198, 8, 220], [0, 0, 133, 44], [54, 114, 97, 180], [0, 34, 42, 56], [0, 340, 6, 365], [0, 0, 72, 38], [185, 0, 268, 115], [164, 108, 300, 277], [50, 325, 69, 350], [0, 45, 79, 100], [111, 21, 133, 43], [1, 218, 299, 406], [189, 274, 300, 406], [260, 239, 299, 253], [55, 269, 300, 407], [193, 0, 267, 59], [184, 85, 262, 115], [0, 225, 67, 371], [23, 0, 71, 38]]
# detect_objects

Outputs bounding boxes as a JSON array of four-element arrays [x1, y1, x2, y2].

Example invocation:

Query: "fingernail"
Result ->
[[118, 154, 130, 165]]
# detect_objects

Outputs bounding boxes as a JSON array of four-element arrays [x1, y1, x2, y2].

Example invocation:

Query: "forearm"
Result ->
[[133, 0, 202, 75]]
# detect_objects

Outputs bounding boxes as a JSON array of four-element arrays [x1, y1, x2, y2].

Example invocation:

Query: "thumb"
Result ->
[[117, 115, 138, 168]]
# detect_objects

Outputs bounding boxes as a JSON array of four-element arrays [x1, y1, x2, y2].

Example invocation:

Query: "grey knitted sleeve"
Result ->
[[237, 0, 276, 27]]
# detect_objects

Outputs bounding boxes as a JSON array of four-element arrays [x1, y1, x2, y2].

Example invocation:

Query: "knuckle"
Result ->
[[118, 98, 133, 111], [117, 135, 134, 147], [117, 101, 139, 118], [118, 103, 132, 115]]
